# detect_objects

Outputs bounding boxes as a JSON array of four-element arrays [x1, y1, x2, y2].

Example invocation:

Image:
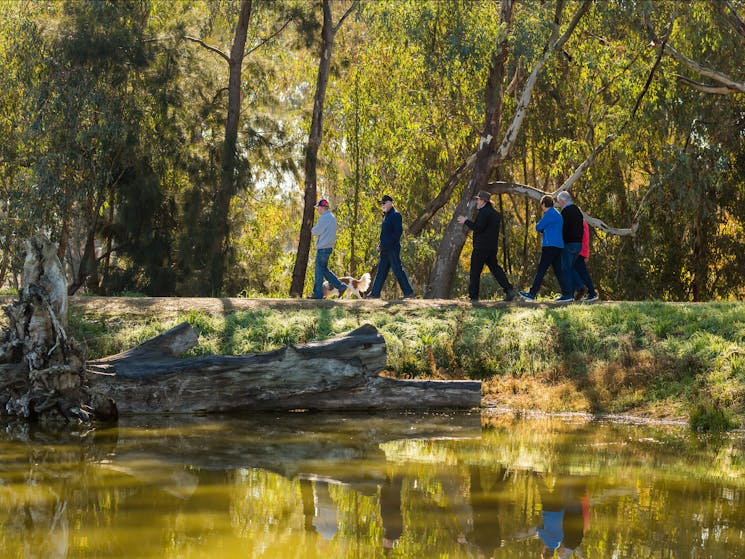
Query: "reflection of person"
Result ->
[[300, 478, 338, 540], [300, 478, 317, 533], [534, 473, 589, 559], [559, 489, 589, 558], [556, 192, 596, 303], [467, 465, 507, 558], [457, 190, 517, 303], [310, 198, 347, 299], [380, 473, 404, 551], [369, 195, 415, 299], [519, 195, 570, 302]]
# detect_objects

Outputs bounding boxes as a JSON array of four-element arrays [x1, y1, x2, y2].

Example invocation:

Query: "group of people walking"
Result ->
[[517, 191, 598, 303], [309, 189, 597, 303]]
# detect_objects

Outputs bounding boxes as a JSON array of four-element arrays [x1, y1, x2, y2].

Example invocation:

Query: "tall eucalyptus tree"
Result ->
[[426, 0, 592, 298], [289, 0, 357, 298]]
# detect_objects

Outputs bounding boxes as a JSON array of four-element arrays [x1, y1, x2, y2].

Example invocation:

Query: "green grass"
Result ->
[[68, 301, 745, 430]]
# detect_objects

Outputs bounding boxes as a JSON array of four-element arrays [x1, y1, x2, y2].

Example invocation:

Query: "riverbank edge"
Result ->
[[52, 297, 745, 429]]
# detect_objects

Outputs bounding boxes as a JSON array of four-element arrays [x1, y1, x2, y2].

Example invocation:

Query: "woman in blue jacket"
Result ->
[[519, 195, 572, 301]]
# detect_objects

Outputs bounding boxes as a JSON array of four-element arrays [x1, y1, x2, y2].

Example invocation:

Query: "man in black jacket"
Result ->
[[457, 190, 517, 302], [557, 191, 597, 303]]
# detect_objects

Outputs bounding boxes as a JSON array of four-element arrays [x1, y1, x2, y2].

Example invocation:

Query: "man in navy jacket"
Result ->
[[369, 195, 415, 299]]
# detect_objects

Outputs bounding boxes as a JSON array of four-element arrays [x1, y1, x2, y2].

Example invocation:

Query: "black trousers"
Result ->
[[469, 250, 512, 300]]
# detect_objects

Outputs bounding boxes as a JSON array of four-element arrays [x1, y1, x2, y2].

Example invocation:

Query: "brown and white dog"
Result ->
[[322, 272, 371, 299]]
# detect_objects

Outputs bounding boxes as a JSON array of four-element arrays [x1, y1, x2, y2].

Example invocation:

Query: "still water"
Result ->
[[0, 411, 743, 559]]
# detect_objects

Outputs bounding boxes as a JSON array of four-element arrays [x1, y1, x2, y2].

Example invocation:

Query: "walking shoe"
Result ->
[[583, 294, 599, 302], [518, 291, 536, 301], [402, 291, 415, 299], [574, 287, 587, 301], [555, 295, 574, 303], [503, 289, 517, 302]]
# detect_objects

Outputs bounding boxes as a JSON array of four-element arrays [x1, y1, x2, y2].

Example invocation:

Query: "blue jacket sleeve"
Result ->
[[536, 211, 553, 233]]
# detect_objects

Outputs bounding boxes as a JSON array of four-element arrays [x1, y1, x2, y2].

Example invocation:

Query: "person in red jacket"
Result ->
[[573, 220, 593, 300]]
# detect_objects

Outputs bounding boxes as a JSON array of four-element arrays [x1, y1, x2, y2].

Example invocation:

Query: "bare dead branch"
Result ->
[[488, 181, 637, 236], [676, 74, 739, 95]]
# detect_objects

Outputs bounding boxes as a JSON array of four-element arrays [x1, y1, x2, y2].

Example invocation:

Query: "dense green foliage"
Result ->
[[69, 300, 745, 428], [1, 0, 744, 299]]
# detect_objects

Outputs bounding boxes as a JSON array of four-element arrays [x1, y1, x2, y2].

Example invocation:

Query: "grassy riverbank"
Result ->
[[66, 297, 745, 429]]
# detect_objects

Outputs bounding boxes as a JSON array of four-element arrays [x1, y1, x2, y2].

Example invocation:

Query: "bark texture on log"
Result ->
[[87, 323, 482, 413]]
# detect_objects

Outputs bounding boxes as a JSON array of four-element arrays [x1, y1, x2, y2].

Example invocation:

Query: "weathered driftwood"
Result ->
[[87, 323, 482, 413]]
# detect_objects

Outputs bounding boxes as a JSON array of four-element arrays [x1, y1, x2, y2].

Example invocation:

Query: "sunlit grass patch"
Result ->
[[66, 299, 745, 427]]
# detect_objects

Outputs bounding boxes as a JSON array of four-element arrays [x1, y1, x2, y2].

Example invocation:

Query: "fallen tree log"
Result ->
[[1, 236, 481, 421], [86, 323, 482, 413]]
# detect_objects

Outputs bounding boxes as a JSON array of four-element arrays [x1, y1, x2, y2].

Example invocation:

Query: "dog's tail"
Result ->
[[358, 272, 371, 293]]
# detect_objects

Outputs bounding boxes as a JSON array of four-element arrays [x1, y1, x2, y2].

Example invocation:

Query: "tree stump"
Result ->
[[0, 236, 116, 423]]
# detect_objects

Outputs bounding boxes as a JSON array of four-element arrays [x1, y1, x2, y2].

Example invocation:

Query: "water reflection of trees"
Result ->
[[0, 413, 743, 558]]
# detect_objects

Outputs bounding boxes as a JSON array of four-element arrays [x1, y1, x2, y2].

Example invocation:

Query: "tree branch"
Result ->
[[411, 0, 592, 236], [408, 153, 477, 235], [662, 42, 745, 94], [244, 17, 292, 59], [493, 0, 593, 163], [676, 74, 740, 95], [184, 35, 230, 63], [554, 37, 664, 197], [644, 8, 745, 95], [488, 181, 638, 236], [333, 0, 358, 34], [713, 0, 745, 40]]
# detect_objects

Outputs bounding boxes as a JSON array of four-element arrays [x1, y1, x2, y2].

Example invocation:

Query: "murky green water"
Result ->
[[0, 412, 743, 558]]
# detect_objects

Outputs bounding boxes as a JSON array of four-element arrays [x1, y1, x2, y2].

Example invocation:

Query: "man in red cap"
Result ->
[[309, 198, 346, 299], [457, 190, 517, 302]]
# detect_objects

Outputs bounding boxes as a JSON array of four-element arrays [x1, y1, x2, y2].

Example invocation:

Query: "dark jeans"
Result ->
[[469, 250, 512, 300], [313, 247, 345, 298], [370, 249, 414, 297], [562, 242, 596, 297], [529, 246, 568, 297]]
